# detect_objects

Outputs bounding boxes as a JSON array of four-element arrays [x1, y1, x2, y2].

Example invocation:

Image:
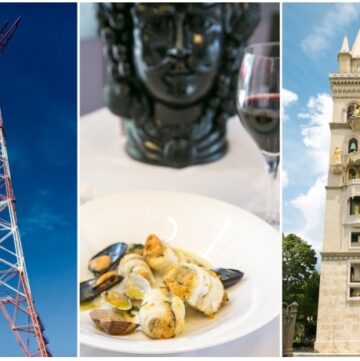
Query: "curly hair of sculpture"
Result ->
[[97, 3, 260, 168]]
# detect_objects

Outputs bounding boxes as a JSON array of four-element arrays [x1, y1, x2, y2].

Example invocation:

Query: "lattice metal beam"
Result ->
[[0, 18, 51, 356]]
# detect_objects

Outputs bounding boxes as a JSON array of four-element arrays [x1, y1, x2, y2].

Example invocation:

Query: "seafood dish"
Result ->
[[139, 288, 185, 339], [118, 253, 155, 284], [163, 263, 228, 317], [80, 234, 244, 340]]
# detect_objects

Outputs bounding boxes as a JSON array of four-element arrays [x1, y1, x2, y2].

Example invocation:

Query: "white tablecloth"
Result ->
[[80, 107, 280, 357]]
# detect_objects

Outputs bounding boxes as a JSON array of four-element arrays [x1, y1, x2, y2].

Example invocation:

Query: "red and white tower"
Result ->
[[0, 18, 51, 357]]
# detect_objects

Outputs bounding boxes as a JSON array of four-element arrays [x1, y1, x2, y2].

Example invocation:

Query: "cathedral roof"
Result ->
[[351, 29, 360, 57]]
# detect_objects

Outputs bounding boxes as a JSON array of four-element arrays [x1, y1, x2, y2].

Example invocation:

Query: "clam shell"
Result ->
[[103, 291, 132, 310], [90, 309, 139, 335], [100, 320, 139, 335], [123, 274, 152, 300]]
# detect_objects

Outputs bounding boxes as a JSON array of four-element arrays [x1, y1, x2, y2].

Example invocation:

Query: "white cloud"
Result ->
[[21, 189, 69, 234], [288, 93, 332, 254], [283, 89, 298, 107], [24, 210, 68, 232], [282, 88, 298, 121], [291, 175, 327, 254], [282, 169, 289, 188], [298, 93, 332, 175], [301, 3, 360, 55]]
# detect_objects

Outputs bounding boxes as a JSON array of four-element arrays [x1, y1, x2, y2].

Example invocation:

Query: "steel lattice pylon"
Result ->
[[0, 17, 21, 55], [0, 18, 51, 357]]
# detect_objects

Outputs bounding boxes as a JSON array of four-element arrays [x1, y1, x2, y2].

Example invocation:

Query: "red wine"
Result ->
[[237, 93, 279, 154]]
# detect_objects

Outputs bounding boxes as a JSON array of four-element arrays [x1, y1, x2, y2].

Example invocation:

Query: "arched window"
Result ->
[[349, 138, 358, 153], [349, 168, 357, 180]]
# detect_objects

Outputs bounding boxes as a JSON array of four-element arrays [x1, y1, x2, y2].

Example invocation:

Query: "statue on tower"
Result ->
[[347, 103, 360, 131], [348, 103, 360, 119], [333, 147, 342, 164], [331, 146, 343, 174], [353, 104, 360, 117]]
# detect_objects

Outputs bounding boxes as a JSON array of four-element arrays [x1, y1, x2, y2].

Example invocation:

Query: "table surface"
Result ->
[[80, 107, 280, 357]]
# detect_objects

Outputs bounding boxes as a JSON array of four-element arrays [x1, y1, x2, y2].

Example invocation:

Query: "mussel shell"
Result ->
[[80, 278, 98, 303], [94, 272, 123, 294], [89, 242, 127, 275], [214, 268, 244, 288], [80, 272, 123, 303]]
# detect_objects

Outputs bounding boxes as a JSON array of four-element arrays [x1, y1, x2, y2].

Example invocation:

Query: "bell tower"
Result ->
[[315, 31, 360, 354]]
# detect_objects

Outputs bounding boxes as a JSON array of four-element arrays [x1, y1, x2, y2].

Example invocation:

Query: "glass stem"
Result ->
[[262, 151, 280, 227]]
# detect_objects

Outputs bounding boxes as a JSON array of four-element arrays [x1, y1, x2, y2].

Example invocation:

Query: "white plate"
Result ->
[[80, 191, 281, 354]]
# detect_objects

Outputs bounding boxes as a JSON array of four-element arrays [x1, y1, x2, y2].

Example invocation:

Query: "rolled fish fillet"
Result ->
[[139, 288, 185, 339], [163, 263, 228, 316], [144, 235, 180, 274], [118, 253, 155, 284]]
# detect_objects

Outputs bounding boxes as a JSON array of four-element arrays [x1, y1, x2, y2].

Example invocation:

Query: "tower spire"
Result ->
[[351, 29, 360, 57], [339, 33, 350, 53], [337, 33, 352, 73]]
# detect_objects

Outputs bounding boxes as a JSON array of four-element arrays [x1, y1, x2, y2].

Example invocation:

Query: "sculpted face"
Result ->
[[131, 4, 223, 106]]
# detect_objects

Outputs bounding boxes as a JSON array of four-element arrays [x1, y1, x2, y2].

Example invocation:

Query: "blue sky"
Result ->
[[0, 4, 77, 356], [283, 3, 360, 258]]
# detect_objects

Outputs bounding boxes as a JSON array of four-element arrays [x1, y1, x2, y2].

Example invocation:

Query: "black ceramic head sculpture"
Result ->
[[98, 3, 260, 168]]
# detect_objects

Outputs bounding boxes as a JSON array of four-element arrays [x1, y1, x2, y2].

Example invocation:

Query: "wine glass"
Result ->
[[235, 42, 279, 227]]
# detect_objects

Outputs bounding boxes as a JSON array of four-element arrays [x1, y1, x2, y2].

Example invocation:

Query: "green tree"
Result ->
[[283, 233, 320, 347], [283, 233, 317, 304], [299, 272, 320, 339]]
